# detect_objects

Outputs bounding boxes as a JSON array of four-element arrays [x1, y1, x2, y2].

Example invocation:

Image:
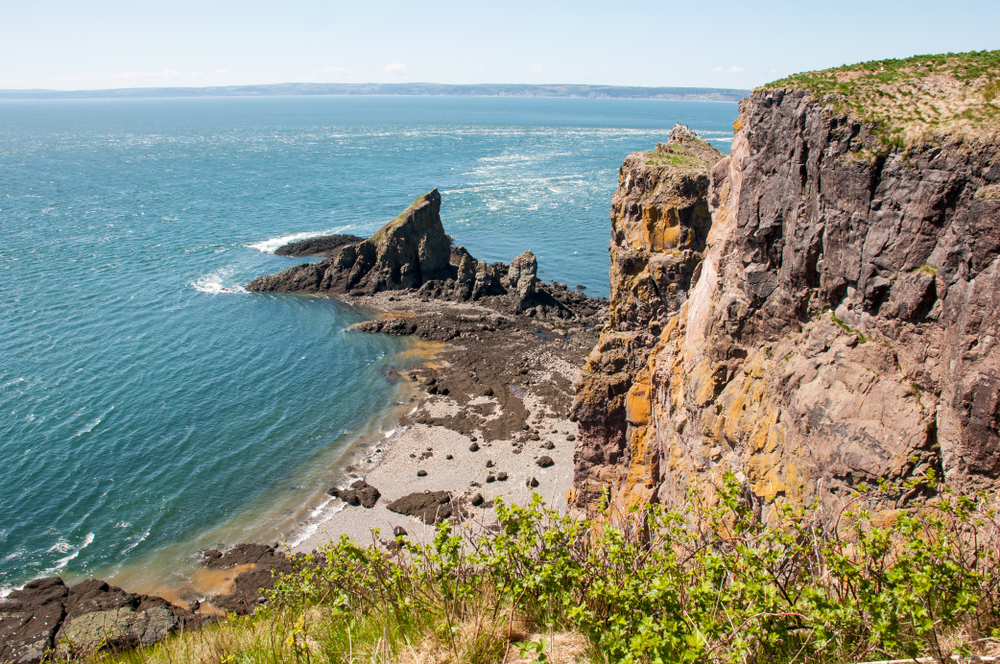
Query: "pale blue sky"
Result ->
[[2, 0, 997, 90]]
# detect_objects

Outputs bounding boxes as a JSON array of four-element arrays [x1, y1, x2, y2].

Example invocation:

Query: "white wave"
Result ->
[[192, 266, 248, 295], [121, 528, 150, 556], [285, 496, 345, 549], [75, 405, 113, 437], [43, 532, 94, 575], [247, 225, 353, 254]]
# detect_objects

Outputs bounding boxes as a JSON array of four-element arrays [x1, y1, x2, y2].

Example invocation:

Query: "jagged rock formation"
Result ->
[[573, 85, 1000, 515], [249, 190, 452, 294], [0, 577, 201, 663], [248, 189, 604, 325], [571, 126, 724, 508]]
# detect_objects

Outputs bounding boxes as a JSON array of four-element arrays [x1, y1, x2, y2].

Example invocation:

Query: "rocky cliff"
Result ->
[[573, 55, 1000, 515]]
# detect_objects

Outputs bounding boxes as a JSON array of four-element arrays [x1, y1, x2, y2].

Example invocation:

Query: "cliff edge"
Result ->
[[573, 52, 1000, 515]]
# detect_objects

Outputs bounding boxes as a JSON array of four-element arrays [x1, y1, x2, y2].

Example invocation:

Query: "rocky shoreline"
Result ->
[[1, 184, 608, 663]]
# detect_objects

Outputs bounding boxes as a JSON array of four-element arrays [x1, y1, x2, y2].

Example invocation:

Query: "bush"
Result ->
[[106, 474, 1000, 663]]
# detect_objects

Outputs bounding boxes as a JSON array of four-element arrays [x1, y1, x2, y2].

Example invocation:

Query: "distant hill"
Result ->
[[0, 82, 749, 102]]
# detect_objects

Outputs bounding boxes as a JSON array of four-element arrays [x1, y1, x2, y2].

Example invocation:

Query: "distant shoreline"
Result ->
[[0, 82, 749, 102]]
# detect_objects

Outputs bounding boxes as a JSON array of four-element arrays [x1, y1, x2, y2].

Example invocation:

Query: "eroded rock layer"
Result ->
[[571, 125, 724, 508], [573, 95, 1000, 515]]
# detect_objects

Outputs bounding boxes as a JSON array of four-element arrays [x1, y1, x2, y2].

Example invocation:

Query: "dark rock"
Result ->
[[417, 469, 427, 477], [0, 576, 205, 663], [387, 491, 455, 524], [273, 234, 365, 258], [527, 476, 540, 488], [486, 474, 496, 483], [469, 442, 480, 452], [248, 189, 451, 295], [507, 251, 539, 311], [536, 456, 554, 468], [357, 485, 381, 508], [497, 472, 508, 482], [541, 441, 555, 450], [393, 526, 408, 538], [565, 434, 576, 441], [470, 493, 484, 507], [201, 543, 294, 616]]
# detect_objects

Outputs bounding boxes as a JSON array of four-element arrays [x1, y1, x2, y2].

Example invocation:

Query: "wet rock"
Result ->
[[273, 235, 365, 258], [0, 576, 204, 663], [202, 544, 294, 615]]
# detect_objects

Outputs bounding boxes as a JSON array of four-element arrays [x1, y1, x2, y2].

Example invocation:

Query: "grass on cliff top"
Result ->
[[760, 50, 1000, 143], [99, 474, 1000, 664]]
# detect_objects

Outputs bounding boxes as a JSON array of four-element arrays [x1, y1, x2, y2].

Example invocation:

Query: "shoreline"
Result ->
[[68, 331, 440, 610], [287, 289, 597, 553]]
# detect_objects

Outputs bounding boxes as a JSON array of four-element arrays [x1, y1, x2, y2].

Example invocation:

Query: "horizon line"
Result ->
[[0, 81, 751, 102]]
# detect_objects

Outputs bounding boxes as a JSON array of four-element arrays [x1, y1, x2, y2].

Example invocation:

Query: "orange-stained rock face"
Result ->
[[573, 93, 1000, 519], [571, 125, 724, 511]]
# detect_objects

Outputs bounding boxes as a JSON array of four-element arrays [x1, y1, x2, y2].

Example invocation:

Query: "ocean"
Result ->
[[0, 95, 737, 597]]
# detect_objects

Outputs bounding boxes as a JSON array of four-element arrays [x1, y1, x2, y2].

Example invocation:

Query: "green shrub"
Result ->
[[105, 474, 1000, 663]]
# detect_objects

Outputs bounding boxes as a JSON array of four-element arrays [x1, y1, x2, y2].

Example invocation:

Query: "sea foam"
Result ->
[[248, 225, 353, 254], [192, 267, 248, 295]]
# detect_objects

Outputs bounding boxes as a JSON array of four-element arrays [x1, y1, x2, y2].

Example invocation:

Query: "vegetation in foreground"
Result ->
[[760, 50, 1000, 143], [98, 473, 1000, 664]]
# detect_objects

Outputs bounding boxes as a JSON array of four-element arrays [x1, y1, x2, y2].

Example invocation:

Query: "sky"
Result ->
[[2, 0, 998, 91]]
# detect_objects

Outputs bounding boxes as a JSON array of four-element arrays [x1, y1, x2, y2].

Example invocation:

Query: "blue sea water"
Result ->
[[0, 95, 737, 596]]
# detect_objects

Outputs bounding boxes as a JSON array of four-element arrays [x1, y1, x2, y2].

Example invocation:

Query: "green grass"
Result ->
[[644, 151, 703, 169], [97, 474, 1000, 664], [759, 50, 1000, 143]]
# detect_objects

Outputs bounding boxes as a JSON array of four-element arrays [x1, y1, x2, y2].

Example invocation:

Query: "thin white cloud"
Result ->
[[712, 67, 724, 72], [383, 63, 408, 74], [726, 66, 744, 74], [526, 64, 543, 74]]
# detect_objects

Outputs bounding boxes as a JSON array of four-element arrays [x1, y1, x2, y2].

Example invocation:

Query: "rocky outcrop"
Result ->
[[273, 234, 364, 258], [201, 543, 295, 615], [0, 577, 201, 663], [248, 189, 604, 326], [249, 189, 451, 294], [571, 126, 724, 509], [573, 96, 1000, 516]]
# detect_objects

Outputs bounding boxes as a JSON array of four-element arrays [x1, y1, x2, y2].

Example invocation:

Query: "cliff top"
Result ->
[[642, 124, 725, 170], [760, 50, 1000, 144]]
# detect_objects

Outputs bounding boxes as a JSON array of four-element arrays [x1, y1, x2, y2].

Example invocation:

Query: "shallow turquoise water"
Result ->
[[0, 95, 737, 593]]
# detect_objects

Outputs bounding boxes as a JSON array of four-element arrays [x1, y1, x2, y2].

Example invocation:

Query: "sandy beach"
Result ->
[[285, 290, 598, 554]]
